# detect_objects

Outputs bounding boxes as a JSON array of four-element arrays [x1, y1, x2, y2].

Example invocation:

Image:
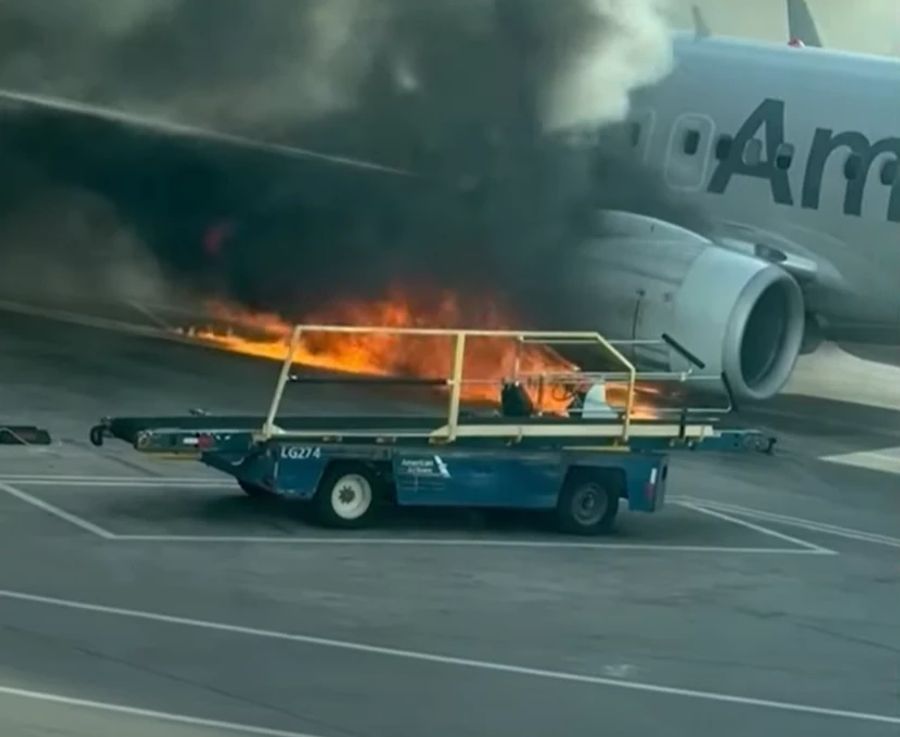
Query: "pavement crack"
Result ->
[[794, 621, 900, 655]]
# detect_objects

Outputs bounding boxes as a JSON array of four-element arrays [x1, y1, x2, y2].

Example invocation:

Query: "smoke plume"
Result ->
[[0, 0, 693, 326]]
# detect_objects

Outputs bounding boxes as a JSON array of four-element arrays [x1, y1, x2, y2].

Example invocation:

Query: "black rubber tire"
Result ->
[[313, 463, 378, 529], [238, 480, 275, 499], [556, 473, 619, 535]]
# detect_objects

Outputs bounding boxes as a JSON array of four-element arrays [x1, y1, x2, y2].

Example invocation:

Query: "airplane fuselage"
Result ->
[[628, 35, 900, 340]]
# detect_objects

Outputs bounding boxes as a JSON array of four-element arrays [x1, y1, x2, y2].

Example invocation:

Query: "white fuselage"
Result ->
[[627, 35, 900, 341]]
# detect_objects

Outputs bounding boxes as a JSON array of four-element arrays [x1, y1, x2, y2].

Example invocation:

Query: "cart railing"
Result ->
[[524, 332, 735, 421], [262, 324, 638, 442], [260, 324, 732, 445]]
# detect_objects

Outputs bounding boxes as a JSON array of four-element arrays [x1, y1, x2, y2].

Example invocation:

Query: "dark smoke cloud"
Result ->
[[0, 0, 671, 134], [0, 0, 705, 326]]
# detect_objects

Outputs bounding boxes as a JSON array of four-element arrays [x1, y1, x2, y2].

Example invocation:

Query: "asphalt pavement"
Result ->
[[0, 308, 898, 736]]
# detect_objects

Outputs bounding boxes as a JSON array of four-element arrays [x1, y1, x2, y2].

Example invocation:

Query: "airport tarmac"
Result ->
[[0, 308, 898, 736]]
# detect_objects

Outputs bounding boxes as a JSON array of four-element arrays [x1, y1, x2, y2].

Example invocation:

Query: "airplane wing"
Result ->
[[0, 89, 411, 177], [0, 87, 433, 315]]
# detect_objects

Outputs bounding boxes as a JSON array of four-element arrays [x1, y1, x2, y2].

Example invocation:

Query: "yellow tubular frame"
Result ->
[[261, 324, 642, 443]]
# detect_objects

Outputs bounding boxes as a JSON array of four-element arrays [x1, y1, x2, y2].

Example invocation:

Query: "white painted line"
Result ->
[[0, 482, 828, 554], [1, 588, 897, 726], [0, 684, 323, 737], [0, 298, 178, 342], [6, 480, 236, 488], [835, 450, 900, 463], [127, 300, 172, 330], [0, 482, 115, 539], [0, 475, 226, 483], [677, 502, 836, 555], [110, 534, 827, 553], [684, 498, 900, 550], [820, 448, 900, 475]]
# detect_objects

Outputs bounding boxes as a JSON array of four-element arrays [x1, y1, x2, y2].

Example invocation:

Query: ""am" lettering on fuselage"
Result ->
[[707, 98, 900, 223]]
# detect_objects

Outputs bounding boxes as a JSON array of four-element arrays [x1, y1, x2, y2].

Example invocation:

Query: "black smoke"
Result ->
[[0, 0, 704, 325]]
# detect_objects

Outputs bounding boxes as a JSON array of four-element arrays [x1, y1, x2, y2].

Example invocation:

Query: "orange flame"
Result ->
[[177, 290, 656, 417]]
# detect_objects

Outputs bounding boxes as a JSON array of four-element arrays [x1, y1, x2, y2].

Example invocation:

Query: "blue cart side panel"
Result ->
[[622, 455, 667, 512], [393, 448, 564, 508], [270, 444, 332, 498], [204, 442, 330, 499], [392, 448, 667, 513], [204, 441, 668, 513], [267, 442, 398, 499]]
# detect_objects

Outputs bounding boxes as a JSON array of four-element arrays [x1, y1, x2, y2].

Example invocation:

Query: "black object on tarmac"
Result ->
[[0, 425, 52, 445]]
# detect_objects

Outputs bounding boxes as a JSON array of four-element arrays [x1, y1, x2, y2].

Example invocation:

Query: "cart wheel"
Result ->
[[556, 474, 619, 535], [238, 481, 275, 499], [314, 464, 377, 528]]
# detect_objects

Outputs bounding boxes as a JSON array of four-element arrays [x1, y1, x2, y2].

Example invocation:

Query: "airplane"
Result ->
[[566, 25, 900, 400], [0, 2, 897, 403]]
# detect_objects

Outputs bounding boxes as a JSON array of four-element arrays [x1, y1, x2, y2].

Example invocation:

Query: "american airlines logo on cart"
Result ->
[[434, 456, 451, 478], [400, 456, 451, 479]]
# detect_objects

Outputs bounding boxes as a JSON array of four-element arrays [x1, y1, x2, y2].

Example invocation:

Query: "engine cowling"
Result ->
[[567, 212, 805, 401]]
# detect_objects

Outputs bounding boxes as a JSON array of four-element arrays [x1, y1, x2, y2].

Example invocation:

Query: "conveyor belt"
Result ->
[[103, 412, 709, 440], [95, 412, 735, 454], [103, 415, 455, 444], [89, 324, 772, 457]]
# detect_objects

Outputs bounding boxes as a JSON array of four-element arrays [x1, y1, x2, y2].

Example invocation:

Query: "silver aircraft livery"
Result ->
[[573, 16, 900, 400]]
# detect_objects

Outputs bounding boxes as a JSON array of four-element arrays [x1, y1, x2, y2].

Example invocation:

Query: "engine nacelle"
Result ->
[[567, 212, 805, 401]]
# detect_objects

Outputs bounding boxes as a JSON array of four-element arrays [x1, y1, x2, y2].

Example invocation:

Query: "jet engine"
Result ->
[[568, 212, 805, 401]]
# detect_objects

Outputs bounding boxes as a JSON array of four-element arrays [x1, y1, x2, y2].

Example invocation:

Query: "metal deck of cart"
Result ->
[[89, 324, 774, 534]]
